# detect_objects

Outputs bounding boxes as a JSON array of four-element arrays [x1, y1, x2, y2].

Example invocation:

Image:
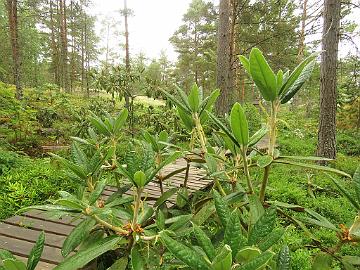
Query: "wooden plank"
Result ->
[[0, 235, 63, 265], [22, 210, 82, 227], [0, 158, 212, 268], [4, 216, 74, 236], [0, 223, 65, 249]]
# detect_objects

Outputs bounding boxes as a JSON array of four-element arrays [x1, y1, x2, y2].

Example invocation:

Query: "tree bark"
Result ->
[[317, 0, 341, 161], [59, 0, 69, 92], [6, 0, 22, 100], [49, 0, 60, 86], [215, 0, 232, 115], [124, 0, 130, 108]]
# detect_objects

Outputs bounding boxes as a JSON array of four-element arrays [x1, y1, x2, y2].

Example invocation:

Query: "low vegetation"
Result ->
[[0, 49, 358, 270]]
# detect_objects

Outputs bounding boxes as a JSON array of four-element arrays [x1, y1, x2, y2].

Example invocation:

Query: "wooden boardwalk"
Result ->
[[0, 159, 210, 269]]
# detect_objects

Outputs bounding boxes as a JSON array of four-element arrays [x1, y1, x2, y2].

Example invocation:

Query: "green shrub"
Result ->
[[0, 157, 76, 219]]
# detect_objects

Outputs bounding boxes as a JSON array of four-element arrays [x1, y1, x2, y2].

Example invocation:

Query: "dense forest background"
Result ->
[[0, 0, 358, 109]]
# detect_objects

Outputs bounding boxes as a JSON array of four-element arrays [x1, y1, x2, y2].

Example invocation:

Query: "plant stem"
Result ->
[[194, 114, 207, 153], [241, 148, 254, 194], [132, 187, 143, 230], [91, 214, 129, 235], [259, 101, 278, 202]]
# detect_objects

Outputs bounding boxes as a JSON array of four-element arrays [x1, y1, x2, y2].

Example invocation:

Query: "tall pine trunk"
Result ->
[[49, 0, 60, 85], [6, 0, 22, 100], [124, 0, 130, 109], [59, 0, 69, 92], [216, 0, 232, 115], [317, 0, 341, 161]]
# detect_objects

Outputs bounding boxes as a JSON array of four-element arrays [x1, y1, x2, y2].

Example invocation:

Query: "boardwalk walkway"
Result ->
[[0, 159, 210, 269]]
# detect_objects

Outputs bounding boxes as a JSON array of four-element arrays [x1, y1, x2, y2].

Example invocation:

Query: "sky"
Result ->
[[91, 0, 196, 62], [90, 0, 359, 63]]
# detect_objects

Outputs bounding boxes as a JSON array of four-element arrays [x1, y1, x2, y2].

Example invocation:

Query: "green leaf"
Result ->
[[176, 187, 189, 208], [89, 179, 107, 205], [70, 142, 88, 168], [0, 250, 16, 261], [188, 83, 200, 112], [301, 208, 339, 231], [239, 55, 250, 74], [178, 107, 194, 131], [156, 210, 165, 230], [133, 171, 146, 188], [248, 194, 265, 228], [159, 231, 211, 270], [62, 217, 96, 257], [131, 245, 144, 270], [199, 89, 220, 120], [193, 224, 216, 261], [354, 166, 360, 205], [248, 207, 276, 245], [230, 103, 249, 147], [281, 61, 315, 103], [213, 190, 231, 228], [174, 85, 192, 111], [278, 156, 333, 161], [3, 259, 26, 270], [54, 236, 120, 270], [158, 130, 169, 144], [224, 211, 246, 257], [248, 126, 268, 147], [257, 155, 273, 168], [311, 252, 333, 270], [258, 228, 284, 252], [138, 205, 154, 225], [273, 160, 352, 178], [234, 251, 274, 270], [277, 246, 291, 270], [154, 188, 178, 207], [249, 48, 277, 101], [327, 173, 360, 210], [342, 255, 360, 266], [277, 70, 284, 91], [211, 245, 232, 270], [235, 247, 261, 264], [113, 109, 128, 133], [280, 55, 316, 103], [89, 114, 111, 136], [208, 111, 239, 148], [108, 257, 128, 270], [161, 89, 191, 114], [168, 213, 192, 231], [27, 231, 45, 270]]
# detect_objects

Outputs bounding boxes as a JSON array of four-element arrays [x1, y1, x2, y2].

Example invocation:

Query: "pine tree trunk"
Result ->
[[49, 0, 60, 85], [215, 0, 232, 115], [59, 0, 69, 92], [6, 0, 22, 100], [317, 0, 341, 161], [124, 0, 130, 109]]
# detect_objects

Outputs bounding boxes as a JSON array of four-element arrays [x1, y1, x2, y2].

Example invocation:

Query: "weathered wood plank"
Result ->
[[4, 216, 74, 236], [0, 235, 63, 264], [0, 159, 213, 269], [0, 223, 65, 249]]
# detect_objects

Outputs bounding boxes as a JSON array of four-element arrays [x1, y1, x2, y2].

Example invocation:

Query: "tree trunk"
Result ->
[[124, 0, 130, 108], [215, 0, 232, 115], [59, 0, 69, 92], [317, 0, 341, 161], [49, 0, 60, 85], [6, 0, 22, 100]]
